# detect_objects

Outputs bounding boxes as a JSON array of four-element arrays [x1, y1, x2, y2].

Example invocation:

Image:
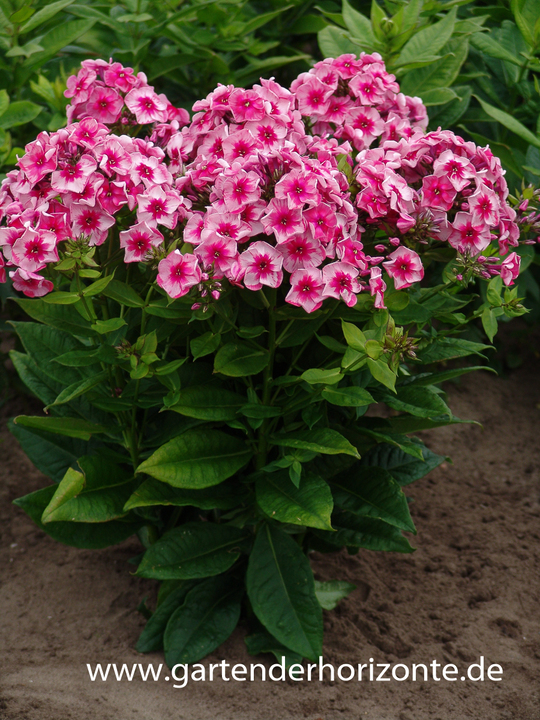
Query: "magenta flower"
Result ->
[[286, 267, 324, 312], [262, 199, 304, 243], [195, 236, 239, 277], [119, 221, 163, 263], [130, 154, 172, 187], [383, 246, 424, 290], [221, 169, 261, 213], [97, 139, 132, 177], [448, 212, 492, 255], [239, 241, 283, 291], [499, 252, 520, 286], [278, 235, 325, 272], [369, 266, 386, 309], [50, 155, 97, 194], [229, 89, 266, 123], [433, 150, 475, 191], [336, 239, 368, 270], [97, 179, 128, 214], [12, 228, 58, 272], [70, 203, 115, 245], [103, 63, 137, 93], [125, 87, 168, 124], [64, 68, 96, 101], [0, 253, 5, 284], [19, 142, 57, 186], [86, 86, 123, 124], [137, 187, 181, 229], [275, 171, 319, 209], [70, 118, 109, 149], [157, 250, 202, 298], [201, 212, 252, 245], [304, 203, 337, 241], [295, 77, 332, 116], [322, 262, 361, 307], [10, 268, 54, 297], [421, 175, 456, 212], [468, 186, 500, 227]]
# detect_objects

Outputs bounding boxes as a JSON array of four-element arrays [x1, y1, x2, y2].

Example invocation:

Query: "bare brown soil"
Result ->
[[1, 356, 539, 720]]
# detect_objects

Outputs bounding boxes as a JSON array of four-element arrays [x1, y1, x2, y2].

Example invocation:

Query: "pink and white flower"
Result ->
[[322, 262, 361, 307], [157, 250, 202, 298], [239, 241, 283, 291], [119, 221, 163, 263], [382, 246, 424, 290], [286, 267, 324, 312], [369, 266, 386, 309]]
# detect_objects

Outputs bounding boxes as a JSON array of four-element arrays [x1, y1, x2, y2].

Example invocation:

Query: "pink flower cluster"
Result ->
[[0, 117, 189, 296], [65, 58, 189, 131], [291, 53, 428, 150], [0, 55, 523, 308], [159, 78, 368, 310]]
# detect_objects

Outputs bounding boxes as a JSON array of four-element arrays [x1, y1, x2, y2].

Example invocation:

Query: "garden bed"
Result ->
[[1, 350, 539, 720]]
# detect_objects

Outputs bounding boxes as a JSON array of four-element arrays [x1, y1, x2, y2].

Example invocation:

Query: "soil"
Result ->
[[1, 351, 539, 720]]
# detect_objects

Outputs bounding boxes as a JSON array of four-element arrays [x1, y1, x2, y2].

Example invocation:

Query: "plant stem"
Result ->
[[255, 289, 276, 470]]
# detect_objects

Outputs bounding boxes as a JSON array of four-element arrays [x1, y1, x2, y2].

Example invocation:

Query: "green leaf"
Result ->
[[102, 279, 145, 307], [170, 385, 245, 421], [19, 0, 74, 34], [10, 6, 34, 23], [401, 38, 469, 95], [82, 274, 114, 297], [355, 427, 425, 459], [247, 524, 323, 661], [359, 441, 445, 486], [242, 5, 292, 33], [0, 90, 9, 117], [396, 8, 457, 69], [190, 332, 220, 360], [418, 338, 492, 363], [240, 403, 282, 419], [42, 291, 80, 305], [271, 428, 360, 458], [214, 342, 269, 377], [511, 0, 540, 46], [42, 458, 135, 524], [321, 386, 374, 407], [91, 317, 127, 334], [314, 580, 356, 611], [137, 581, 200, 653], [21, 18, 96, 69], [331, 466, 415, 533], [124, 478, 242, 511], [0, 101, 42, 129], [301, 367, 343, 385], [341, 320, 366, 351], [14, 486, 140, 549], [14, 298, 95, 337], [469, 31, 523, 67], [482, 307, 498, 342], [164, 575, 242, 665], [8, 418, 89, 483], [402, 365, 493, 387], [45, 371, 108, 410], [136, 523, 250, 580], [13, 415, 108, 440], [474, 96, 540, 149], [317, 25, 363, 56], [245, 629, 302, 667], [53, 345, 116, 367], [367, 357, 396, 391], [341, 0, 376, 46], [256, 470, 334, 530], [317, 511, 414, 553], [379, 385, 451, 419], [137, 429, 252, 488], [420, 88, 458, 106]]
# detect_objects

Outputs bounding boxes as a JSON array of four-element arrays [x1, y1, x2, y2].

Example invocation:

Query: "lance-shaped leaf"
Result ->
[[256, 470, 333, 530], [214, 342, 270, 377], [13, 415, 109, 440], [359, 441, 445, 486], [270, 428, 360, 458], [321, 386, 374, 407], [247, 524, 323, 661], [378, 385, 451, 419], [170, 386, 245, 421], [316, 511, 414, 553], [124, 478, 244, 511], [137, 429, 252, 488], [331, 466, 416, 533], [164, 576, 243, 665], [137, 581, 200, 653], [137, 523, 250, 580]]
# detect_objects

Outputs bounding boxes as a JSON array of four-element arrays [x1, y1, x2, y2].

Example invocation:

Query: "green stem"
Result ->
[[255, 289, 277, 470]]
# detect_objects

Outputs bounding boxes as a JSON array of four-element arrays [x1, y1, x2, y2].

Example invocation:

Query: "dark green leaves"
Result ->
[[136, 523, 250, 580], [164, 576, 243, 666], [379, 385, 451, 419], [124, 478, 242, 511], [247, 524, 323, 661], [137, 429, 252, 488], [256, 471, 333, 530], [13, 415, 108, 440], [316, 512, 415, 553], [321, 386, 374, 407], [270, 429, 360, 458], [214, 342, 270, 377], [360, 442, 445, 486], [170, 386, 245, 421]]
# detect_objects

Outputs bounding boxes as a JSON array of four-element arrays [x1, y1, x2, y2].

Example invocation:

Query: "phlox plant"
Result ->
[[1, 55, 528, 667]]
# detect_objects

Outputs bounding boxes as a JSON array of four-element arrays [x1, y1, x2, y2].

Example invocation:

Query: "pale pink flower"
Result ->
[[201, 212, 252, 245], [10, 268, 54, 297], [12, 228, 58, 272], [244, 118, 287, 149], [63, 172, 105, 208], [69, 118, 109, 149], [239, 241, 283, 291], [433, 150, 475, 191], [125, 87, 168, 124], [322, 262, 361, 307], [341, 106, 384, 148], [369, 266, 386, 309], [349, 73, 383, 104], [137, 186, 181, 229], [96, 139, 132, 176], [278, 235, 325, 272], [286, 267, 324, 312], [130, 154, 172, 187], [383, 246, 424, 290], [222, 129, 258, 164], [468, 185, 500, 226], [86, 86, 123, 124], [184, 213, 205, 245], [119, 221, 163, 263], [157, 250, 202, 298], [0, 226, 22, 262]]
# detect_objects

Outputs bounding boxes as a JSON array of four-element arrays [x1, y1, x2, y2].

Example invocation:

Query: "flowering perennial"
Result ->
[[0, 56, 522, 308]]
